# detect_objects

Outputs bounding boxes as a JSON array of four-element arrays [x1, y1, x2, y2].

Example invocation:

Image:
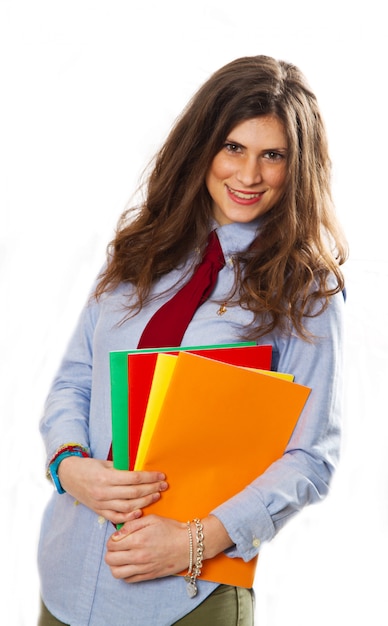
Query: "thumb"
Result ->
[[111, 510, 142, 541]]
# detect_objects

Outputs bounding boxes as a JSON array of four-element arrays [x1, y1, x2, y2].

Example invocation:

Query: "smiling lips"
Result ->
[[226, 185, 264, 205]]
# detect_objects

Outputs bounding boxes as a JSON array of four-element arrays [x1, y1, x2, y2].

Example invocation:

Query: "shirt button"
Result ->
[[97, 516, 106, 525], [252, 537, 261, 548]]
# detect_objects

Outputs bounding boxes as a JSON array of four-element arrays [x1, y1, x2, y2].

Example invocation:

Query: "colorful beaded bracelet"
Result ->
[[48, 444, 90, 494]]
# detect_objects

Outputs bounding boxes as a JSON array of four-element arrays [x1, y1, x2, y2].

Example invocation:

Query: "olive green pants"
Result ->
[[39, 584, 254, 625]]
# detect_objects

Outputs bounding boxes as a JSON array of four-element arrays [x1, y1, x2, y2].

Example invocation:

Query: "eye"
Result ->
[[263, 150, 286, 161], [224, 142, 243, 154]]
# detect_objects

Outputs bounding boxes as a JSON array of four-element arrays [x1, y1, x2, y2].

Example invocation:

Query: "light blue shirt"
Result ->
[[38, 219, 345, 625]]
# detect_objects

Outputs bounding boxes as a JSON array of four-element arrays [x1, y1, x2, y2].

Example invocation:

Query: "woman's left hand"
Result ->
[[105, 514, 189, 582]]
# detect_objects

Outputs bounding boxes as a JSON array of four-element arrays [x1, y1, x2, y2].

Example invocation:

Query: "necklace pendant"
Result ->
[[217, 303, 227, 316]]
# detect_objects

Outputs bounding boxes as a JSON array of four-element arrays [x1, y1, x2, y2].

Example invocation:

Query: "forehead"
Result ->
[[228, 115, 288, 147]]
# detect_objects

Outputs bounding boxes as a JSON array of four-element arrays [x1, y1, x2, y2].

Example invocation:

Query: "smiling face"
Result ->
[[206, 115, 288, 225]]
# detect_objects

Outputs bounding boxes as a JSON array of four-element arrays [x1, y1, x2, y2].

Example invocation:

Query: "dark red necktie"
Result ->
[[107, 230, 225, 463], [137, 230, 225, 349]]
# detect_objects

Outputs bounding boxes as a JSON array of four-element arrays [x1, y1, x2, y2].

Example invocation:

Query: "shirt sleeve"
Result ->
[[39, 294, 100, 464], [211, 289, 346, 562]]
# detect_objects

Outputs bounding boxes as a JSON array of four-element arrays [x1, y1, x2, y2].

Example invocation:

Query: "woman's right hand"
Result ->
[[57, 456, 168, 524]]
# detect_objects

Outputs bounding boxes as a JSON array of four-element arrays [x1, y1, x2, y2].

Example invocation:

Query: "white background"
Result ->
[[1, 1, 387, 624]]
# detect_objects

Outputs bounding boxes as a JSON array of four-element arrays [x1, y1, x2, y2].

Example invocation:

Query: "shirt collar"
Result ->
[[212, 218, 262, 257]]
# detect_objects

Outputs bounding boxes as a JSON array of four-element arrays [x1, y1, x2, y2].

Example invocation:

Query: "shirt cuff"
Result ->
[[211, 487, 275, 561]]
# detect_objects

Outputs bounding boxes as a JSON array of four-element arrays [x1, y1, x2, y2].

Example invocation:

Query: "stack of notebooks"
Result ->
[[110, 343, 311, 588]]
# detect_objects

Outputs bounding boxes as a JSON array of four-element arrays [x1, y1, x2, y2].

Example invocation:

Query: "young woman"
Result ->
[[38, 55, 347, 625]]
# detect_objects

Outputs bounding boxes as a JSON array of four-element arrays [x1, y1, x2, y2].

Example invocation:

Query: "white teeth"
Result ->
[[234, 191, 259, 199], [228, 187, 261, 200]]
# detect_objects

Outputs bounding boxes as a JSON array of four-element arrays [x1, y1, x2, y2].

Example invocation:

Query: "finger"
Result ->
[[99, 508, 143, 526], [109, 469, 167, 487], [106, 516, 147, 547], [108, 560, 162, 583], [109, 520, 137, 543], [96, 488, 165, 520], [109, 563, 152, 582], [87, 478, 168, 513], [100, 488, 165, 523], [105, 548, 157, 581], [107, 479, 168, 501]]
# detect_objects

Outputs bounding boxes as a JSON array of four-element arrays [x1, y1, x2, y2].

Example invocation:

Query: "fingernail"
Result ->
[[159, 481, 168, 491], [112, 528, 126, 541]]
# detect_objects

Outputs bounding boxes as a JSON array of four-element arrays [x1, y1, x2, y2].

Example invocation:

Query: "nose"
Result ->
[[236, 157, 263, 186]]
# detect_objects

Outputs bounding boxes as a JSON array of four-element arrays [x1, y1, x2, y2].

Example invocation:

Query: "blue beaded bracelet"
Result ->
[[49, 449, 88, 494]]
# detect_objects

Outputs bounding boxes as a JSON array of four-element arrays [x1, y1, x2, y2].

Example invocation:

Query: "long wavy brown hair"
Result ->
[[95, 55, 348, 340]]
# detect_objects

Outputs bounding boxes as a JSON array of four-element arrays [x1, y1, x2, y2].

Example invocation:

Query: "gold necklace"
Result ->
[[217, 302, 228, 316], [216, 255, 235, 316]]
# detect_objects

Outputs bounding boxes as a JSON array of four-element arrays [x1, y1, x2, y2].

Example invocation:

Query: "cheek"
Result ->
[[208, 154, 233, 181], [269, 167, 287, 191]]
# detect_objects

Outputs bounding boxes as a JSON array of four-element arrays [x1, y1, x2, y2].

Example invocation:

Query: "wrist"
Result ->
[[201, 514, 234, 560], [183, 515, 233, 597], [47, 443, 90, 494]]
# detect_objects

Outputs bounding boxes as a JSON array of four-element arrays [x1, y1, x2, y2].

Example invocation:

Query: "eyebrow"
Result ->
[[225, 137, 288, 152]]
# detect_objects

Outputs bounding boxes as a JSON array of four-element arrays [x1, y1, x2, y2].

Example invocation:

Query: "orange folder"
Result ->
[[136, 351, 311, 588], [127, 344, 272, 469]]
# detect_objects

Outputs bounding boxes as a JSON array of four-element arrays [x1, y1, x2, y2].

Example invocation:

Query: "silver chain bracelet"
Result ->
[[184, 518, 204, 598]]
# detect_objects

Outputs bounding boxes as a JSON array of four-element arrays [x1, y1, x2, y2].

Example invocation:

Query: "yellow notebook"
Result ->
[[135, 354, 178, 471], [136, 351, 311, 588]]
